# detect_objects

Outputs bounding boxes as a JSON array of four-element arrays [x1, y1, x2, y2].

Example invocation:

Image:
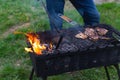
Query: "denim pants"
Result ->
[[46, 0, 100, 30]]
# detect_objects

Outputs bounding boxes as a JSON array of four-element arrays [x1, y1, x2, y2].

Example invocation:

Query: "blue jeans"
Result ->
[[46, 0, 100, 30]]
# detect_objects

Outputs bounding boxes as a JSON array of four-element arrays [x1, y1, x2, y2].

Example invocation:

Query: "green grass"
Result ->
[[0, 0, 49, 34], [0, 0, 120, 80], [97, 3, 120, 30]]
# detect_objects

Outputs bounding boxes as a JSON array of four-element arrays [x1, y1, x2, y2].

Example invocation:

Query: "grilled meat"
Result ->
[[75, 27, 110, 41], [84, 28, 99, 41], [89, 35, 99, 41], [95, 27, 108, 36], [75, 32, 88, 39], [84, 28, 96, 37]]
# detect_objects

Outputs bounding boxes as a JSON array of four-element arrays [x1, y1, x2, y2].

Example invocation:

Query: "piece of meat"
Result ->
[[84, 28, 95, 36], [84, 28, 99, 41], [75, 32, 88, 39], [89, 35, 99, 41], [95, 27, 108, 36], [75, 27, 110, 41]]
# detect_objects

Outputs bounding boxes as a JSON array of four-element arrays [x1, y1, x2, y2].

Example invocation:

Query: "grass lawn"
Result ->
[[0, 0, 120, 80]]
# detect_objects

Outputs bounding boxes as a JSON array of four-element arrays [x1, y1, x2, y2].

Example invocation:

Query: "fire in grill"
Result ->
[[25, 24, 120, 80]]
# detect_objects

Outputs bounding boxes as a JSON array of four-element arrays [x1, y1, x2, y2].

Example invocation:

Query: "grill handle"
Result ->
[[55, 34, 64, 49]]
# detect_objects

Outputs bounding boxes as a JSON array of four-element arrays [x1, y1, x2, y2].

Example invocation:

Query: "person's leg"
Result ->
[[70, 0, 100, 26], [46, 0, 65, 30]]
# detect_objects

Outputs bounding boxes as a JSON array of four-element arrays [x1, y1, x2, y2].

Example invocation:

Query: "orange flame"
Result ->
[[25, 48, 33, 53], [25, 33, 47, 55], [14, 31, 53, 55]]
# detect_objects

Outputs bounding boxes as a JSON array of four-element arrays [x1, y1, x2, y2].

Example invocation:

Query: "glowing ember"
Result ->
[[25, 33, 53, 55]]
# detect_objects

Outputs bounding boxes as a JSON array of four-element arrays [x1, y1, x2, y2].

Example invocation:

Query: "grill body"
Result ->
[[28, 24, 120, 80], [30, 44, 120, 77]]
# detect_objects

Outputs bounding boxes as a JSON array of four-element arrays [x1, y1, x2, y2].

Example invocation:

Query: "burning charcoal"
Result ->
[[42, 44, 56, 54], [95, 27, 108, 36], [44, 44, 50, 49]]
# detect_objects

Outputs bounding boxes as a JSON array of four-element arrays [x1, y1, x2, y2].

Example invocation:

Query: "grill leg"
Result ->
[[104, 66, 110, 80], [29, 67, 34, 80], [114, 64, 120, 80]]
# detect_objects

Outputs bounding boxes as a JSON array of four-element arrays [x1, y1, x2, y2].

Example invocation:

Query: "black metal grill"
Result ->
[[27, 24, 120, 80]]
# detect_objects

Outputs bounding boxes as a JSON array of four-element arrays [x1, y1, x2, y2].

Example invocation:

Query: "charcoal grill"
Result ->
[[27, 24, 120, 80]]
